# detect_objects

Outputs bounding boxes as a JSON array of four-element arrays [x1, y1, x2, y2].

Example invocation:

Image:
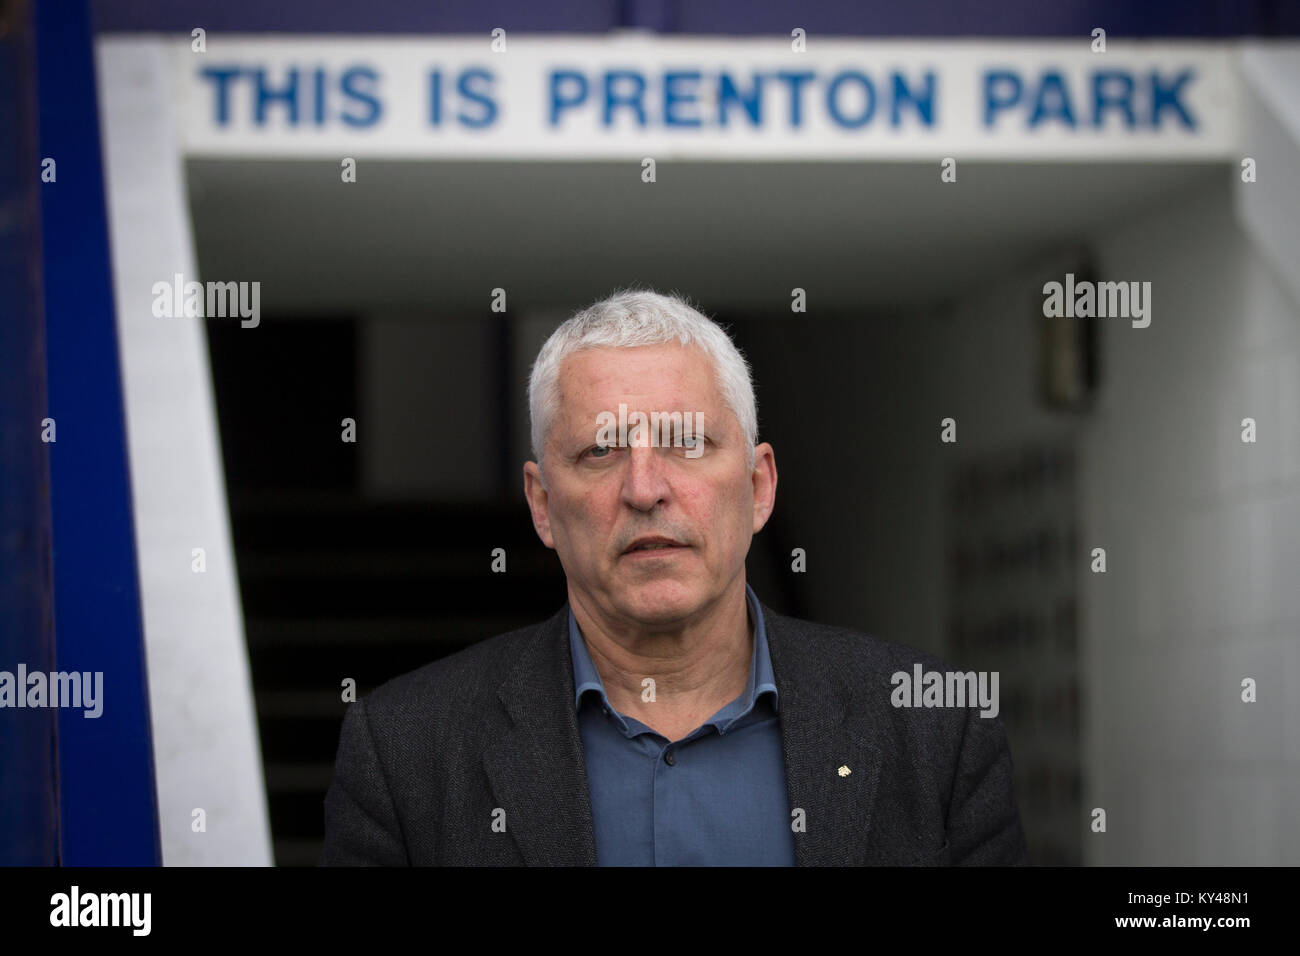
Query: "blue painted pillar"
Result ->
[[34, 0, 162, 864], [0, 0, 58, 867]]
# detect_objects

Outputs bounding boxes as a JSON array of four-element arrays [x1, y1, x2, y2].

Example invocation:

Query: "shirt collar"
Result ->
[[568, 583, 779, 729]]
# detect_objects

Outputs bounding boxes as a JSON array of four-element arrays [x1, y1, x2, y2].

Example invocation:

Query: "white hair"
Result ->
[[528, 289, 757, 478]]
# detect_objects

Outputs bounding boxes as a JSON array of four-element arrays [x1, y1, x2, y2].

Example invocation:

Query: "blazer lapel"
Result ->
[[763, 604, 884, 866], [480, 599, 886, 866], [481, 605, 599, 865]]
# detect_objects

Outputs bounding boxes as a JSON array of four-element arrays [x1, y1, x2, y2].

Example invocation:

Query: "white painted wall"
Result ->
[[1081, 173, 1300, 865], [97, 40, 273, 865]]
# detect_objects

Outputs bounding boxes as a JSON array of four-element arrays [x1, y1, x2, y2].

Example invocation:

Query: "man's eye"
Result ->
[[588, 444, 612, 459]]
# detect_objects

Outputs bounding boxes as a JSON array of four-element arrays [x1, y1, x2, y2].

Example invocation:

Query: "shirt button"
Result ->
[[664, 749, 676, 766]]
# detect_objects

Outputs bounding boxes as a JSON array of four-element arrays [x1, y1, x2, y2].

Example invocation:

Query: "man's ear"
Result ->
[[523, 460, 556, 549], [751, 442, 777, 533]]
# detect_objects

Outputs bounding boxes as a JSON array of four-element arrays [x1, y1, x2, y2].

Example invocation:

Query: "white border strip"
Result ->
[[96, 37, 273, 866]]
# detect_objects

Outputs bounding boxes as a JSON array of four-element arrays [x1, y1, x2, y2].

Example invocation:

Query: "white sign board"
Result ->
[[163, 36, 1241, 160]]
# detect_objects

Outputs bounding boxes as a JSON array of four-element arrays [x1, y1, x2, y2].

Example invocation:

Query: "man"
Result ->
[[321, 289, 1030, 866]]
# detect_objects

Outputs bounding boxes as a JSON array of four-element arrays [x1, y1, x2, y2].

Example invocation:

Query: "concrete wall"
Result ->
[[1082, 173, 1300, 865]]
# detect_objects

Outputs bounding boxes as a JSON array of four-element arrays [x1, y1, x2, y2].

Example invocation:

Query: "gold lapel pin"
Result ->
[[837, 765, 851, 777]]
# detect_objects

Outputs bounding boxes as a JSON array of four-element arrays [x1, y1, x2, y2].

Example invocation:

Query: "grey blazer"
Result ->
[[320, 600, 1031, 866]]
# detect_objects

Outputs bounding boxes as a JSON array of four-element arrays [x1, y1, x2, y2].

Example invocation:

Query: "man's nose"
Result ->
[[621, 444, 670, 511]]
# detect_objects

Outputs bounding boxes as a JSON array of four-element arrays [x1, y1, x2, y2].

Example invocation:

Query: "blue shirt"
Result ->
[[569, 584, 795, 866]]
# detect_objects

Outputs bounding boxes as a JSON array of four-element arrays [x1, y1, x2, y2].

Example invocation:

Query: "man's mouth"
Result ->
[[622, 536, 688, 555]]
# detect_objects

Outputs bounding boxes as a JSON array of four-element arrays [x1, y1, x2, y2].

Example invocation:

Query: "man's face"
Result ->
[[523, 343, 776, 629]]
